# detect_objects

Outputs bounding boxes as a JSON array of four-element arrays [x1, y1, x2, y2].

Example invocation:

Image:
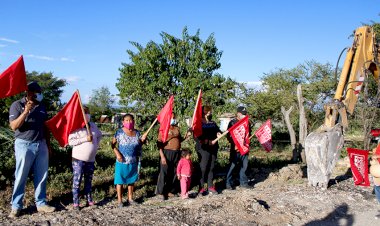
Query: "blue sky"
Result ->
[[0, 1, 379, 103]]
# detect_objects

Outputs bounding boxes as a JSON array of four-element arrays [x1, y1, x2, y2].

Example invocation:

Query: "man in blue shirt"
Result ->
[[8, 81, 55, 217]]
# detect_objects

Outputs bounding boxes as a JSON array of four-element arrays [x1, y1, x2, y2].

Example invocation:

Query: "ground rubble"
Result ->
[[1, 163, 379, 226]]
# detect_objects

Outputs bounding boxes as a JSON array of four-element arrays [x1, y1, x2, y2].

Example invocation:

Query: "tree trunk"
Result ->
[[297, 84, 307, 163], [281, 106, 297, 161]]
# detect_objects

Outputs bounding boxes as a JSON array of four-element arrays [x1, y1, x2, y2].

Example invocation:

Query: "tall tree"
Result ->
[[87, 86, 115, 119], [117, 27, 240, 117]]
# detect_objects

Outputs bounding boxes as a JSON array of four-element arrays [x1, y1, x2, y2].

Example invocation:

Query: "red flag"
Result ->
[[157, 95, 174, 143], [191, 89, 203, 138], [347, 148, 370, 187], [0, 56, 27, 98], [228, 116, 250, 155], [45, 91, 86, 147], [254, 119, 272, 152]]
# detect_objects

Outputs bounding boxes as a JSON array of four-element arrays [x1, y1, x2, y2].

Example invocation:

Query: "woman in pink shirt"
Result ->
[[177, 149, 193, 199]]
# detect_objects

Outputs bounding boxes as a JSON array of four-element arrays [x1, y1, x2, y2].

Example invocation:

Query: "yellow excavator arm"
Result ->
[[305, 26, 380, 189], [324, 26, 380, 129]]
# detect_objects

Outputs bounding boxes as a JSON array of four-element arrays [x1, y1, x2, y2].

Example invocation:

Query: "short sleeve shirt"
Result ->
[[114, 129, 142, 164], [9, 98, 48, 142]]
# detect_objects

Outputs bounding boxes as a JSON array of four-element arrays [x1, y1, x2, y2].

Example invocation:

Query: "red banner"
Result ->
[[347, 148, 370, 187], [0, 56, 27, 98], [157, 95, 174, 143], [45, 91, 86, 147], [254, 119, 272, 152], [191, 89, 203, 138], [228, 116, 250, 155]]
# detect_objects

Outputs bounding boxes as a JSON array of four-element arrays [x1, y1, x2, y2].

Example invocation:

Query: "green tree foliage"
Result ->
[[244, 61, 336, 130], [117, 27, 241, 117], [87, 86, 115, 120]]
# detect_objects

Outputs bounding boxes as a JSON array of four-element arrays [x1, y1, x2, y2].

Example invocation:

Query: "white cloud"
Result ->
[[0, 44, 6, 48], [24, 54, 75, 62], [64, 76, 81, 83], [240, 81, 262, 89], [25, 54, 54, 61], [60, 57, 75, 62], [0, 37, 19, 44]]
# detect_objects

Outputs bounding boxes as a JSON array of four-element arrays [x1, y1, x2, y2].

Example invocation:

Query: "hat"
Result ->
[[27, 82, 42, 92], [237, 106, 247, 115]]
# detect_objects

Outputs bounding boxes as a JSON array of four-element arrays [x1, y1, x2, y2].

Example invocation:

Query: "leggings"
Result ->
[[198, 148, 217, 188], [72, 159, 95, 205]]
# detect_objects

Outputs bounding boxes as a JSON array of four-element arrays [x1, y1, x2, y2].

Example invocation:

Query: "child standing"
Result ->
[[68, 106, 102, 210], [177, 149, 193, 199]]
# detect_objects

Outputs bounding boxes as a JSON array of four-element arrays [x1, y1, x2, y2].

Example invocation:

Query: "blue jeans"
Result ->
[[11, 138, 49, 210], [375, 185, 380, 203], [226, 152, 249, 187]]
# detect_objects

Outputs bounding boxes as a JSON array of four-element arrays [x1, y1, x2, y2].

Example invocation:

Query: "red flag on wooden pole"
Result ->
[[228, 116, 250, 155], [191, 89, 203, 138], [157, 95, 174, 143], [45, 91, 86, 147], [0, 56, 27, 98], [254, 119, 273, 152], [347, 148, 370, 187]]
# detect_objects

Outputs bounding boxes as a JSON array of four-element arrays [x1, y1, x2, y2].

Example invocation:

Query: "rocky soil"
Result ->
[[1, 161, 379, 226]]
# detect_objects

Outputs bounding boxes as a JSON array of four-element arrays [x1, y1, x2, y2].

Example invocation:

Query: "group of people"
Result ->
[[7, 81, 251, 218]]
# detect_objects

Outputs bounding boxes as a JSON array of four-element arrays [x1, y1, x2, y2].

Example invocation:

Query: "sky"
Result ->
[[0, 1, 379, 104]]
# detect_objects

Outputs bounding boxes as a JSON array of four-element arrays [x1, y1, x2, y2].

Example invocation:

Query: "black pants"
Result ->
[[198, 148, 217, 188], [156, 149, 181, 195]]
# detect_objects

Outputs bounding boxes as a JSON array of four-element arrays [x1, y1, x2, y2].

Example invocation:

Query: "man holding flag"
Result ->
[[226, 106, 251, 190], [8, 82, 55, 217]]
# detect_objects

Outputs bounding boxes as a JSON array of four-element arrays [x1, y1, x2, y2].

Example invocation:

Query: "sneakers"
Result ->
[[117, 202, 124, 208], [37, 204, 56, 213], [128, 200, 137, 206], [208, 186, 217, 194], [8, 209, 21, 218], [73, 204, 80, 211], [226, 184, 235, 190], [87, 201, 95, 207], [199, 188, 207, 196]]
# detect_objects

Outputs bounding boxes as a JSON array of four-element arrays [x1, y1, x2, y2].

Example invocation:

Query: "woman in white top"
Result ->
[[68, 106, 102, 210]]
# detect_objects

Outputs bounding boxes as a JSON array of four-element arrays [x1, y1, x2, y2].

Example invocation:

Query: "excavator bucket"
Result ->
[[304, 124, 344, 189]]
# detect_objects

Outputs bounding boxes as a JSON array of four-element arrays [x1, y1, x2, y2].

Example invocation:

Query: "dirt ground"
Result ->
[[1, 160, 379, 226]]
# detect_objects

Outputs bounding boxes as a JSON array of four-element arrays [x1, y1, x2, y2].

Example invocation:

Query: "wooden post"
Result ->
[[76, 90, 91, 136], [281, 106, 297, 161], [297, 84, 307, 163]]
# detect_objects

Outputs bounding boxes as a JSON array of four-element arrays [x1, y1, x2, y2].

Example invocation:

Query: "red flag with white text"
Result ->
[[157, 95, 174, 143], [192, 89, 203, 138], [228, 116, 250, 155], [254, 119, 272, 152], [45, 91, 86, 147], [0, 56, 27, 98], [347, 148, 370, 187]]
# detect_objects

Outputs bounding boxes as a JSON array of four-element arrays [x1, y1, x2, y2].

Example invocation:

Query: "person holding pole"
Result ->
[[68, 105, 102, 210], [196, 105, 221, 195], [8, 82, 55, 218], [112, 114, 147, 207], [226, 106, 251, 190], [156, 113, 191, 200]]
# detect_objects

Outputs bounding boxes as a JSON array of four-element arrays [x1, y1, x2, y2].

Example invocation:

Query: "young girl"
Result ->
[[112, 114, 147, 207], [176, 149, 193, 199], [68, 106, 102, 210]]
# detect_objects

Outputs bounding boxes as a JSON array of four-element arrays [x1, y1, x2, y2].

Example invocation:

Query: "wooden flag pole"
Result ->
[[76, 90, 91, 136], [248, 133, 255, 140], [191, 89, 202, 129], [211, 129, 229, 144], [143, 118, 158, 137]]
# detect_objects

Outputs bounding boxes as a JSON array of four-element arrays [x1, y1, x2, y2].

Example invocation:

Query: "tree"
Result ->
[[117, 27, 241, 117], [87, 86, 115, 120], [243, 61, 336, 130]]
